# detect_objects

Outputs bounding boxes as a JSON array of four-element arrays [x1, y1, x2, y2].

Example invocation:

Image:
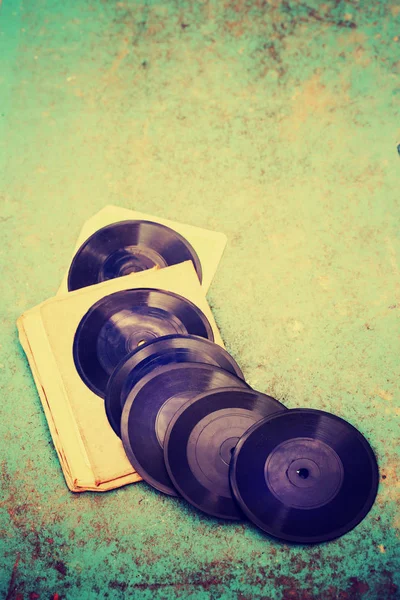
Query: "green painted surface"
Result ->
[[1, 0, 399, 598]]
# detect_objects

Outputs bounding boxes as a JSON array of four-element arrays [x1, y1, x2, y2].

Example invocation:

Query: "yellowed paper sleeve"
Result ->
[[18, 262, 223, 492]]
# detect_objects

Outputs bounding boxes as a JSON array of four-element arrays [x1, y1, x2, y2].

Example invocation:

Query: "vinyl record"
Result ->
[[73, 289, 214, 398], [230, 409, 379, 543], [68, 220, 202, 291], [121, 363, 250, 496], [164, 388, 286, 519], [105, 334, 244, 437]]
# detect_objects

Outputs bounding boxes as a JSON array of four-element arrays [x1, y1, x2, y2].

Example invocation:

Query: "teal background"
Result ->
[[0, 0, 399, 598]]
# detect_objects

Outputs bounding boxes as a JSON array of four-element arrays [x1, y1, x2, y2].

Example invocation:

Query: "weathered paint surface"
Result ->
[[0, 0, 399, 598]]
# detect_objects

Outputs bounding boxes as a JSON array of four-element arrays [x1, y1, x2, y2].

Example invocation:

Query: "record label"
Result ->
[[121, 363, 250, 496], [164, 388, 286, 519], [230, 409, 379, 543]]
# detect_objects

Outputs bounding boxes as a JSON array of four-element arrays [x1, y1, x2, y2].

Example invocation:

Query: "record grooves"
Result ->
[[229, 409, 379, 543], [73, 289, 214, 398], [120, 363, 250, 496], [68, 220, 202, 291], [164, 387, 287, 519], [105, 334, 244, 437]]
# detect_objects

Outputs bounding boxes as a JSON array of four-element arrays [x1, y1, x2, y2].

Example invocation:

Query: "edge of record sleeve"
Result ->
[[18, 261, 221, 491], [57, 205, 227, 295]]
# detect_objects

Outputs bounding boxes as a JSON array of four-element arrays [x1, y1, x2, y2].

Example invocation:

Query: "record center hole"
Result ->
[[230, 447, 235, 455], [137, 340, 146, 347], [296, 468, 309, 480]]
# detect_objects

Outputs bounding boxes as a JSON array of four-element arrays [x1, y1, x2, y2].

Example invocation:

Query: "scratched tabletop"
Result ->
[[0, 0, 399, 598]]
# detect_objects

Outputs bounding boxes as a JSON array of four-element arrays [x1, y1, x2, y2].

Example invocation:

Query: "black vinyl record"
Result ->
[[230, 409, 379, 543], [164, 388, 286, 520], [120, 363, 250, 496], [68, 220, 202, 291], [73, 289, 214, 398], [105, 334, 244, 437]]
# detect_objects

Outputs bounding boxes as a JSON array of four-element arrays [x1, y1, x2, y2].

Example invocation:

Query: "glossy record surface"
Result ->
[[105, 334, 244, 437], [230, 409, 379, 543], [68, 219, 202, 291], [121, 363, 249, 496], [164, 387, 286, 519], [73, 288, 214, 398]]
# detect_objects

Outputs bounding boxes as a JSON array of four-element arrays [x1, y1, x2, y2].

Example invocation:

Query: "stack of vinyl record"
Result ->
[[68, 218, 379, 544]]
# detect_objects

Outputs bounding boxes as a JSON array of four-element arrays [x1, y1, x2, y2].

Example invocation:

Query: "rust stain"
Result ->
[[376, 455, 400, 507], [104, 38, 130, 81], [5, 553, 20, 600], [225, 20, 245, 37], [110, 580, 128, 591], [53, 560, 68, 576], [348, 577, 370, 595], [377, 571, 398, 597], [375, 388, 393, 402], [282, 73, 351, 140]]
